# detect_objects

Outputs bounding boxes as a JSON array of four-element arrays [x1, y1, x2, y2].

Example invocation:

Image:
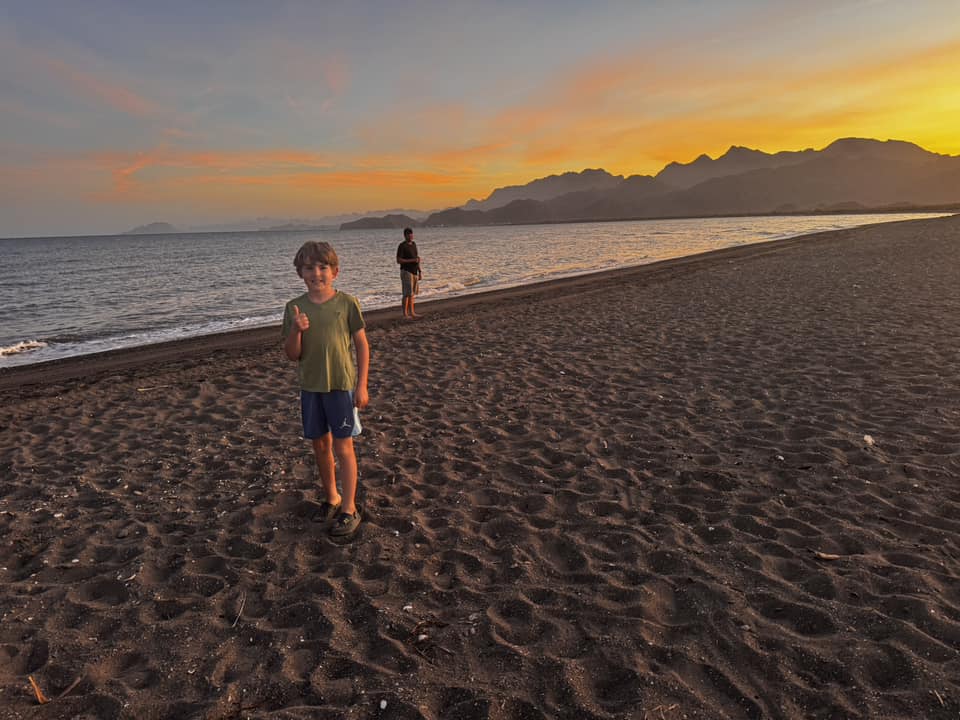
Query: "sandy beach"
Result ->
[[1, 215, 959, 719]]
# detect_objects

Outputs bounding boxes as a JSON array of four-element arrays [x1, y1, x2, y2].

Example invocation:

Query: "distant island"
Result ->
[[123, 222, 178, 235]]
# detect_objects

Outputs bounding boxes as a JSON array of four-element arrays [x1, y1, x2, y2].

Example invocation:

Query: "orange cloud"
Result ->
[[354, 102, 479, 153], [420, 141, 515, 173], [113, 153, 158, 195], [85, 163, 469, 217], [169, 169, 465, 191], [80, 148, 337, 198], [322, 56, 349, 96], [44, 144, 480, 213]]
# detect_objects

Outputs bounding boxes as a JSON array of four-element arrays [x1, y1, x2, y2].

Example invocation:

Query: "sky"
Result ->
[[1, 0, 958, 238]]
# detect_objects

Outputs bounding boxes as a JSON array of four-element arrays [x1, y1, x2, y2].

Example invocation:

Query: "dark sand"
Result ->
[[1, 215, 959, 719]]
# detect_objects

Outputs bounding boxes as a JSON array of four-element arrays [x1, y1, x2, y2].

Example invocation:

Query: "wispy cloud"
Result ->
[[0, 98, 75, 129], [113, 153, 157, 195], [41, 56, 158, 117], [261, 43, 351, 115], [93, 148, 337, 198]]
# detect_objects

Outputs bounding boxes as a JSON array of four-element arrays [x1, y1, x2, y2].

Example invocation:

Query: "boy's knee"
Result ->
[[332, 435, 354, 449], [312, 434, 333, 452], [332, 436, 355, 458]]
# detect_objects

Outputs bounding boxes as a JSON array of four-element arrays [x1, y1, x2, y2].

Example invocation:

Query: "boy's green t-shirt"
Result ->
[[282, 291, 365, 392]]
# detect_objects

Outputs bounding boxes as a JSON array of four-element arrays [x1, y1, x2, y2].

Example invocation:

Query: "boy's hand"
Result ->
[[292, 305, 309, 332], [354, 385, 369, 409]]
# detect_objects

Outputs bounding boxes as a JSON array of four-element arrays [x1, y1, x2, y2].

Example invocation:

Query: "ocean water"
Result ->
[[0, 213, 947, 369]]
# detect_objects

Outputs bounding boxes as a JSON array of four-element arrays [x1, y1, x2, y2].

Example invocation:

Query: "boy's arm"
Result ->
[[353, 328, 370, 408], [283, 305, 309, 361], [284, 328, 302, 361]]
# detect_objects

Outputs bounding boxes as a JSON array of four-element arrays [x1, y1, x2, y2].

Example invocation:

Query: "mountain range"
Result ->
[[346, 138, 960, 230], [128, 138, 960, 235]]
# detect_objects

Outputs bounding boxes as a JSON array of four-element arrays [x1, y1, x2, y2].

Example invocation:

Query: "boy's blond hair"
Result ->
[[294, 241, 339, 276]]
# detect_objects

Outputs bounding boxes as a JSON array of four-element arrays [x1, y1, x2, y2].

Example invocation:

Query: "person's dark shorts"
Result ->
[[401, 270, 419, 298], [301, 390, 359, 439]]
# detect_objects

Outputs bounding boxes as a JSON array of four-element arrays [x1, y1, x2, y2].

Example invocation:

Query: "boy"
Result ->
[[283, 241, 369, 539]]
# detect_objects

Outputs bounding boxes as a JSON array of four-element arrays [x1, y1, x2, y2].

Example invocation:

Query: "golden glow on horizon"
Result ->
[[487, 38, 960, 179]]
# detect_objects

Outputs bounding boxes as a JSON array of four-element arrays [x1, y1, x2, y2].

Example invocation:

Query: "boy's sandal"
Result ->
[[330, 508, 362, 539], [316, 501, 341, 523]]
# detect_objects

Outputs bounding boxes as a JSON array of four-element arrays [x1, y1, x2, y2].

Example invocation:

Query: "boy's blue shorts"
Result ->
[[301, 390, 360, 439]]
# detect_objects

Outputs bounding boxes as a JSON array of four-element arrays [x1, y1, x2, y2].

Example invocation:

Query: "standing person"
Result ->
[[396, 227, 422, 319], [283, 241, 370, 540]]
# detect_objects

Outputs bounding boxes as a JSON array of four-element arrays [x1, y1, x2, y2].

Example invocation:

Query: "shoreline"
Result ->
[[3, 213, 951, 393], [420, 204, 960, 229], [2, 207, 954, 242]]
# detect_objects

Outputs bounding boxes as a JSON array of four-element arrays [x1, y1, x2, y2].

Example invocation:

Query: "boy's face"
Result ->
[[299, 260, 339, 292]]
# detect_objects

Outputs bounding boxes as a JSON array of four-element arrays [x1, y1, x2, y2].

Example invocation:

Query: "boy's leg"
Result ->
[[311, 433, 342, 507], [303, 391, 342, 509], [332, 436, 358, 514], [320, 391, 360, 538]]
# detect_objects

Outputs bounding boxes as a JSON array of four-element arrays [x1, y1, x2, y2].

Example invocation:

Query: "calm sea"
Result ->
[[0, 213, 946, 369]]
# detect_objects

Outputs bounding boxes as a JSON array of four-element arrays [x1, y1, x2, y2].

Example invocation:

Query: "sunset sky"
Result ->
[[2, 0, 958, 237]]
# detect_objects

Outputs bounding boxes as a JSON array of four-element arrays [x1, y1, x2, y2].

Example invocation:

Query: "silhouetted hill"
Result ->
[[340, 214, 420, 230], [422, 138, 960, 227], [428, 176, 671, 226], [563, 175, 674, 219], [655, 145, 816, 189], [635, 139, 960, 219], [422, 208, 489, 226], [463, 169, 623, 211]]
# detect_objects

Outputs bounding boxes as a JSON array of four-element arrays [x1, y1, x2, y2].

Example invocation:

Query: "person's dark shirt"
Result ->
[[397, 240, 420, 275]]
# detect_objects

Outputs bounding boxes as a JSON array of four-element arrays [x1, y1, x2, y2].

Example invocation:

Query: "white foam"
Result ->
[[0, 340, 47, 357]]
